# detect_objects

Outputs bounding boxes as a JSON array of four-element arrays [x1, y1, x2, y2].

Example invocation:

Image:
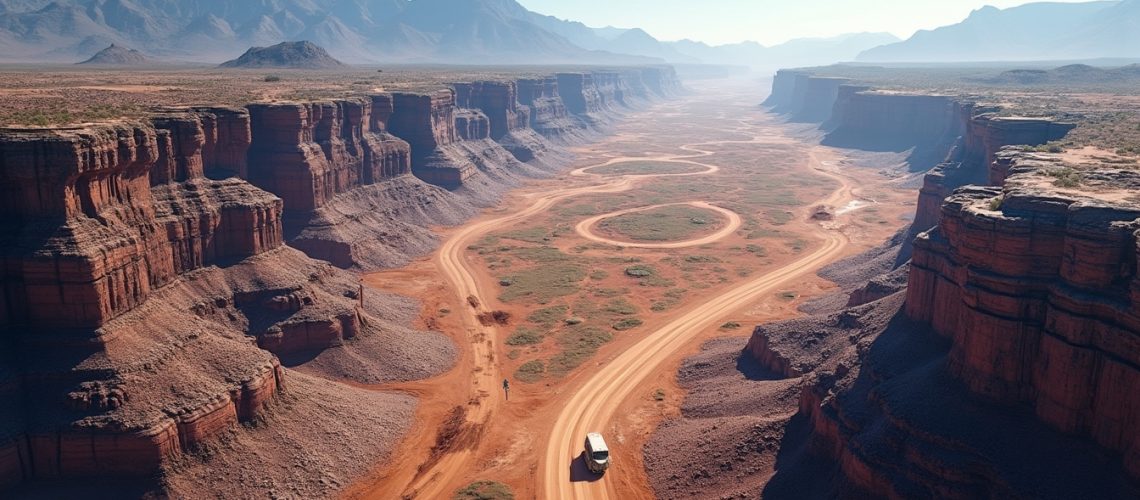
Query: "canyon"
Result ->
[[646, 70, 1139, 498], [0, 66, 680, 496]]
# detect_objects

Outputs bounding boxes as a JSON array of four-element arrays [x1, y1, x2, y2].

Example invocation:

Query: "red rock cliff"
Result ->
[[0, 110, 387, 485], [247, 98, 411, 214], [908, 157, 1140, 479]]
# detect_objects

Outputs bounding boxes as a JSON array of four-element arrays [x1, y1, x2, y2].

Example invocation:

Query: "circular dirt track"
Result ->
[[575, 201, 741, 249]]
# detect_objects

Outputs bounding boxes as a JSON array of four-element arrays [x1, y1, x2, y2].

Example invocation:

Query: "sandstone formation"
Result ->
[[0, 65, 681, 493], [0, 117, 307, 484], [648, 73, 1137, 498], [766, 70, 1074, 261], [767, 159, 1140, 498], [908, 157, 1140, 479]]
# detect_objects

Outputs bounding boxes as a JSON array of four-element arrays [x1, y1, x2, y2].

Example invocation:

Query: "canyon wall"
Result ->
[[0, 65, 680, 490], [0, 117, 289, 484], [907, 158, 1140, 479], [744, 72, 1138, 497], [767, 73, 1074, 260]]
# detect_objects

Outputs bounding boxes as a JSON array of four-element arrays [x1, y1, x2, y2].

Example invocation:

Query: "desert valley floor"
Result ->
[[347, 77, 915, 499]]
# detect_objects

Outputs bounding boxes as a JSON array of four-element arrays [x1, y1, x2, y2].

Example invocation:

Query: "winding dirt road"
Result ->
[[385, 98, 861, 500], [395, 157, 729, 499]]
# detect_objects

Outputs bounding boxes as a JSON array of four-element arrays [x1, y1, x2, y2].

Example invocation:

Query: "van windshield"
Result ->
[[591, 450, 609, 461]]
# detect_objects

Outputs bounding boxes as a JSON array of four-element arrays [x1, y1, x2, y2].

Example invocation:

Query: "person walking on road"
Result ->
[[502, 378, 510, 401]]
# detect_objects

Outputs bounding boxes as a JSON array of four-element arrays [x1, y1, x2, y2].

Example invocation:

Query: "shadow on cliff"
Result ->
[[761, 304, 1139, 499], [735, 349, 788, 382], [821, 129, 959, 174], [5, 478, 165, 500]]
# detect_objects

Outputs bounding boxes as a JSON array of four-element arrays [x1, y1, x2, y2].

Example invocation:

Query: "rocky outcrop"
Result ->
[[516, 76, 581, 140], [0, 111, 417, 485], [908, 158, 1140, 479], [824, 89, 968, 170], [247, 98, 412, 214], [668, 73, 1140, 498], [763, 70, 849, 123], [767, 72, 1076, 262], [453, 80, 549, 162], [752, 156, 1140, 498], [0, 65, 681, 492], [910, 116, 1075, 239]]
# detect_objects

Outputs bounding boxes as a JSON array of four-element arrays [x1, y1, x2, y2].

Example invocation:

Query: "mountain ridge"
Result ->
[[0, 0, 900, 67], [859, 0, 1139, 62]]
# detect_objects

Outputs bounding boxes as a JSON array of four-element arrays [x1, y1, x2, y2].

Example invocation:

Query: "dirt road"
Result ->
[[368, 84, 865, 499], [392, 153, 736, 498]]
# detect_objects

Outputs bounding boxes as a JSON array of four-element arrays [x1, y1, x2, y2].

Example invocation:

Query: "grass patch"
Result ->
[[684, 255, 721, 263], [527, 305, 569, 326], [498, 263, 586, 303], [506, 326, 546, 346], [501, 227, 553, 244], [590, 269, 609, 280], [603, 298, 638, 316], [1045, 167, 1083, 188], [509, 246, 573, 263], [613, 318, 644, 331], [514, 360, 546, 383], [721, 321, 742, 329], [746, 244, 768, 257], [623, 264, 674, 287], [589, 161, 706, 176], [549, 326, 613, 375], [596, 205, 724, 242], [455, 481, 514, 500], [653, 389, 666, 401]]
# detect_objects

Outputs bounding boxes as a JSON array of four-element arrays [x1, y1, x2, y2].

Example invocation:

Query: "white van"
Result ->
[[584, 432, 611, 474]]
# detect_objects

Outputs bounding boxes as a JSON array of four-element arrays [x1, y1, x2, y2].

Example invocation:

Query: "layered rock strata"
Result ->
[[0, 65, 681, 491], [752, 156, 1140, 498], [0, 112, 438, 487], [766, 72, 1075, 262], [908, 157, 1140, 479]]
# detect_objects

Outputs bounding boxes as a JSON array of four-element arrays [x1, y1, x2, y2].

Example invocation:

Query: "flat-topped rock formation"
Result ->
[[0, 113, 453, 489], [219, 41, 345, 69], [0, 64, 680, 494], [648, 72, 1136, 498]]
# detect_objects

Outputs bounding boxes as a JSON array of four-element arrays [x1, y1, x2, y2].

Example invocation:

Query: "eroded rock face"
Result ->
[[247, 98, 412, 214], [908, 158, 1140, 478], [0, 65, 683, 489], [0, 112, 395, 485]]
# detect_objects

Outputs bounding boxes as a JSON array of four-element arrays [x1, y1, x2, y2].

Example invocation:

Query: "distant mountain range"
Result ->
[[0, 0, 897, 66], [859, 0, 1140, 62]]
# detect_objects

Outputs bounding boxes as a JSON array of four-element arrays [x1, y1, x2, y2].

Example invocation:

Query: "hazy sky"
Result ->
[[515, 0, 1094, 46]]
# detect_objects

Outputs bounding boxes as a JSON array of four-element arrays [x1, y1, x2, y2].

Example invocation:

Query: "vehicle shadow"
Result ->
[[569, 451, 604, 483]]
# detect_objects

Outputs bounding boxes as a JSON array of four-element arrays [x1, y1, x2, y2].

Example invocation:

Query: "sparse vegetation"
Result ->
[[527, 305, 569, 325], [613, 318, 644, 331], [721, 321, 742, 329], [549, 326, 613, 375], [263, 75, 282, 82], [1046, 167, 1083, 188], [588, 161, 706, 176], [455, 481, 514, 500], [596, 205, 724, 242], [506, 326, 545, 346], [514, 361, 546, 383]]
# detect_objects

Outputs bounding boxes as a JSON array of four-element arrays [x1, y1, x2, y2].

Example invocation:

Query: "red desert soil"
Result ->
[[344, 79, 914, 499]]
